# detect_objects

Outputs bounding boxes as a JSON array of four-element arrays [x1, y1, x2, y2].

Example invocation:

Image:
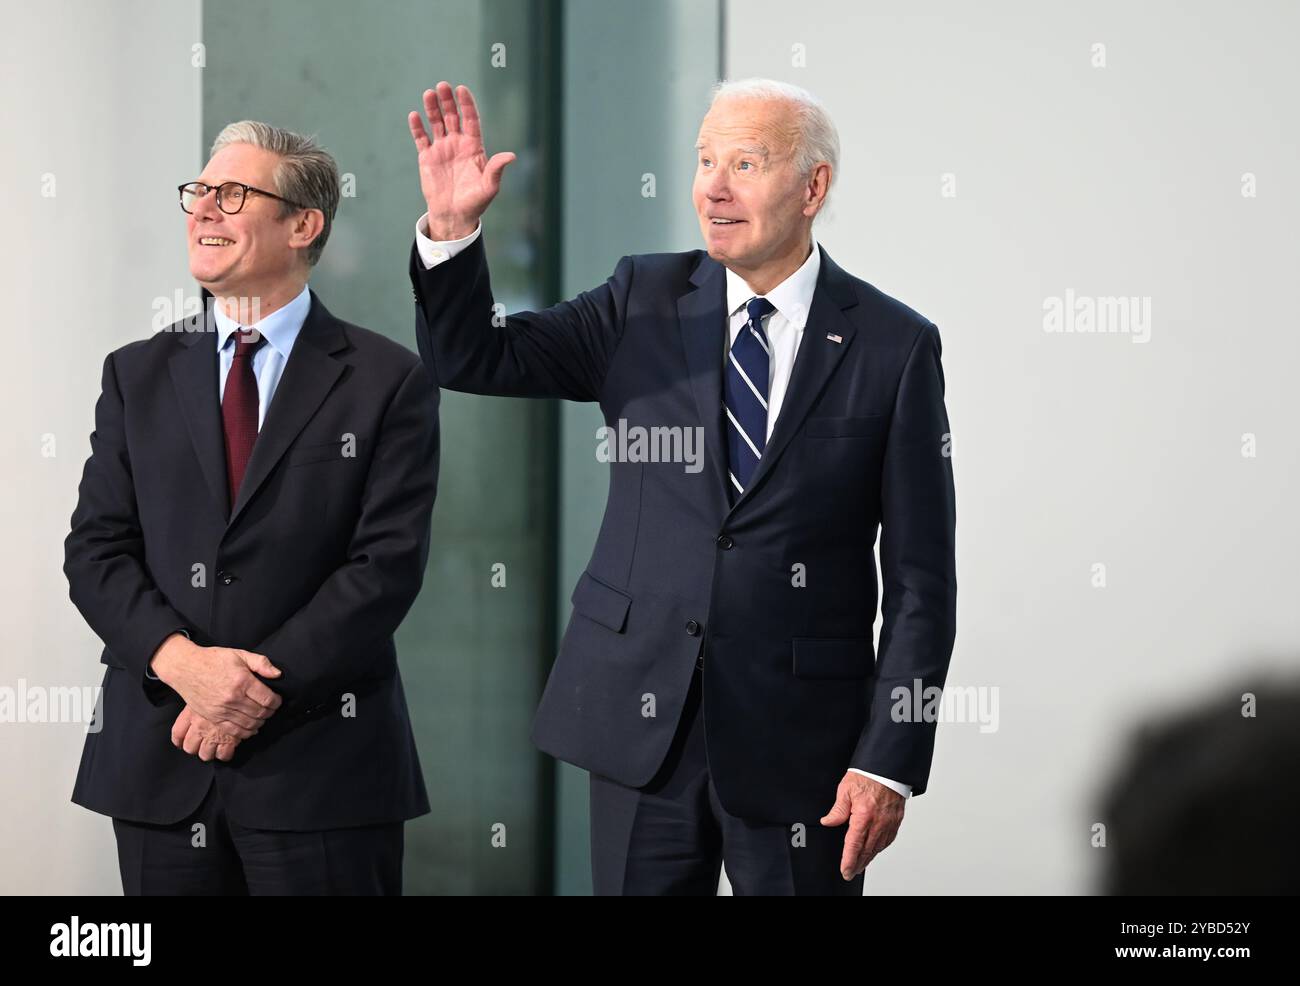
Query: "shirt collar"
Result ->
[[213, 284, 312, 359], [723, 235, 822, 331]]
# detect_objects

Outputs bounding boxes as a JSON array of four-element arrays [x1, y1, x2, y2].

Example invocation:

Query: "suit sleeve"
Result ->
[[252, 358, 440, 713], [63, 351, 188, 703], [850, 321, 957, 797], [410, 232, 632, 402]]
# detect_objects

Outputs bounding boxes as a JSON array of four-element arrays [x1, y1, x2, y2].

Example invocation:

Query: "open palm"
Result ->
[[408, 81, 516, 239]]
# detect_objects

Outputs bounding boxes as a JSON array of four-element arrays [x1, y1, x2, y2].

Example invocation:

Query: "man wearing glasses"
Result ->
[[64, 122, 439, 895]]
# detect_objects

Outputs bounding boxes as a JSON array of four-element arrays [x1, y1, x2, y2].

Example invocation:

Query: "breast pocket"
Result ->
[[804, 415, 888, 439]]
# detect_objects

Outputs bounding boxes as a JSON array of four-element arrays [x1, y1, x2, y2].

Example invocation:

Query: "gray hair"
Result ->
[[708, 78, 840, 220], [210, 121, 340, 266]]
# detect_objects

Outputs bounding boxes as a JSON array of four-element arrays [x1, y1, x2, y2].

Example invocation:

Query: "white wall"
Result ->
[[725, 0, 1300, 893], [0, 0, 202, 894]]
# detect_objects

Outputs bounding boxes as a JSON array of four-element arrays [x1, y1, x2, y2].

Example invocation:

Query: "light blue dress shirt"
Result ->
[[213, 284, 312, 429]]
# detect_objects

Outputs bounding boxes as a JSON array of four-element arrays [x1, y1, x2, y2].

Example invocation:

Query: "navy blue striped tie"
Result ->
[[725, 296, 776, 500]]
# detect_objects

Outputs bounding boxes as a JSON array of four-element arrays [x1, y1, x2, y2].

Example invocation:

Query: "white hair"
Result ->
[[708, 78, 840, 220]]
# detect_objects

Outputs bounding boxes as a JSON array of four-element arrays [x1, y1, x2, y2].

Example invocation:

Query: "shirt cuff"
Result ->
[[415, 214, 482, 269], [145, 628, 190, 680], [849, 768, 912, 799]]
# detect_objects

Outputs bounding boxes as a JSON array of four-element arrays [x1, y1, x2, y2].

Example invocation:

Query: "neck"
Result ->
[[208, 276, 307, 325], [732, 234, 813, 296]]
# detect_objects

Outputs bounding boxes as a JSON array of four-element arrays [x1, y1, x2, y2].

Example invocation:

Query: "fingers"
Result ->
[[198, 733, 219, 762], [852, 835, 889, 878], [181, 722, 203, 757], [235, 649, 281, 679], [173, 702, 243, 762], [216, 703, 263, 733], [408, 110, 431, 151], [232, 650, 283, 715], [435, 80, 461, 135], [216, 704, 262, 735], [840, 815, 871, 879], [458, 84, 482, 139], [423, 88, 444, 139], [170, 706, 194, 747], [217, 718, 259, 741], [244, 679, 283, 714]]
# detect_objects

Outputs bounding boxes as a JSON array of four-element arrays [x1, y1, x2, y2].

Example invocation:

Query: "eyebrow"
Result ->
[[694, 141, 770, 160]]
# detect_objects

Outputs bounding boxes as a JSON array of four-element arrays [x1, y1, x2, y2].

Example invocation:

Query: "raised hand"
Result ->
[[408, 81, 516, 239]]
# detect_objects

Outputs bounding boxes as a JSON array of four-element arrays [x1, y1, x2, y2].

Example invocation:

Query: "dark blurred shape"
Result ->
[[1098, 673, 1300, 894]]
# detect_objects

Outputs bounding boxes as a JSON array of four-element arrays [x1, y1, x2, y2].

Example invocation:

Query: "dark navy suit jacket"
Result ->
[[65, 293, 437, 829], [412, 234, 956, 824]]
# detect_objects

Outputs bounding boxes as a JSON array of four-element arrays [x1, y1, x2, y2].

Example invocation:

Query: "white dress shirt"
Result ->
[[415, 216, 912, 799]]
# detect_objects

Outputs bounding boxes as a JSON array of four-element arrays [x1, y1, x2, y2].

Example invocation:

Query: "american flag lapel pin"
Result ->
[[826, 332, 843, 344]]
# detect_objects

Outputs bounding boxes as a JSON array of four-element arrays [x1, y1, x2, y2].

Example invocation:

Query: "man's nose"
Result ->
[[705, 172, 731, 200], [191, 187, 222, 221]]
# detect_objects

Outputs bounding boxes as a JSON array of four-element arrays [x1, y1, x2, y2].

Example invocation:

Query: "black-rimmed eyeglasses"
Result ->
[[178, 180, 307, 215]]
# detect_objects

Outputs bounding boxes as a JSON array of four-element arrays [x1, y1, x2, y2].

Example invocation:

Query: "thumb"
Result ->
[[821, 787, 852, 827], [484, 151, 516, 193], [237, 649, 281, 677]]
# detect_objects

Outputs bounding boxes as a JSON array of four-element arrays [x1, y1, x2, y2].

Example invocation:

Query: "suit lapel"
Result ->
[[229, 290, 348, 526], [169, 301, 229, 518], [678, 254, 730, 517], [728, 244, 860, 513]]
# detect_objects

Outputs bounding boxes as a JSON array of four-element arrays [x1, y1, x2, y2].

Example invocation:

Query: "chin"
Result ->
[[190, 263, 227, 289]]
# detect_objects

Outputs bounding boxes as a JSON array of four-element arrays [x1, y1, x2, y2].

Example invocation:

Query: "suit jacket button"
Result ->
[[716, 534, 734, 550], [219, 571, 234, 585], [685, 619, 700, 636]]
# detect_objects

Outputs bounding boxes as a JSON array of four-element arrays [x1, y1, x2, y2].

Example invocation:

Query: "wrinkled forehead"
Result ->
[[197, 143, 281, 188], [696, 98, 799, 160]]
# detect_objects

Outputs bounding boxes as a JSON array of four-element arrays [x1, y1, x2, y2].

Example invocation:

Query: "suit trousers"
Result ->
[[111, 778, 404, 895], [589, 664, 866, 896]]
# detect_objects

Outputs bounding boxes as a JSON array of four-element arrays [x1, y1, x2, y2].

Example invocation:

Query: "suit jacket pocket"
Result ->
[[804, 415, 888, 439], [792, 637, 874, 679], [288, 439, 351, 466], [570, 571, 632, 633]]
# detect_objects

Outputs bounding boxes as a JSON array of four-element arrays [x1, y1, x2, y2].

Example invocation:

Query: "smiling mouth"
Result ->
[[710, 218, 744, 225], [198, 237, 235, 246]]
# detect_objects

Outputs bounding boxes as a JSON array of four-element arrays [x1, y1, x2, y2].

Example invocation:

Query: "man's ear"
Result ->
[[803, 162, 831, 217], [289, 208, 325, 253]]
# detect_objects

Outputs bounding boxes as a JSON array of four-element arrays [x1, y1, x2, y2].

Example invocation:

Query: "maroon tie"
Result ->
[[221, 329, 265, 513]]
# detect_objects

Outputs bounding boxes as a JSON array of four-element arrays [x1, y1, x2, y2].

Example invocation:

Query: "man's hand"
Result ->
[[408, 80, 516, 239], [170, 704, 241, 762], [149, 633, 282, 739], [821, 771, 906, 880]]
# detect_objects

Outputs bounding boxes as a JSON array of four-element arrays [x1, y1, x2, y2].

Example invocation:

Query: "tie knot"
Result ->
[[746, 296, 775, 325], [232, 328, 265, 358]]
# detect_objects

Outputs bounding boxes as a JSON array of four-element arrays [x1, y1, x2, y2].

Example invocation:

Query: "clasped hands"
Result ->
[[149, 633, 283, 762]]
